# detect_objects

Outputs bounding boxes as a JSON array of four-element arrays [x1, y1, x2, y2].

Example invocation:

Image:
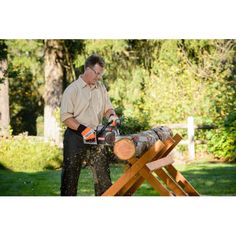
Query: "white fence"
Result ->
[[159, 116, 216, 160]]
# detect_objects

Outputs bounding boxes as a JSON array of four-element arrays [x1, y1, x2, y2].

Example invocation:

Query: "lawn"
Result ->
[[0, 158, 236, 196]]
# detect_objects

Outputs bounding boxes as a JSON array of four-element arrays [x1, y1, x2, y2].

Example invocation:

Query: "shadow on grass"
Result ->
[[177, 163, 236, 196], [0, 162, 11, 171], [0, 161, 96, 196]]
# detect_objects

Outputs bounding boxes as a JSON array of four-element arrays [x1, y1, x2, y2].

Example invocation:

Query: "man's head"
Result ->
[[83, 54, 105, 85], [84, 54, 105, 69]]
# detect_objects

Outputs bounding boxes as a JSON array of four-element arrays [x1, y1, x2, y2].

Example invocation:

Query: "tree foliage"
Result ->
[[1, 39, 235, 160], [5, 40, 44, 135]]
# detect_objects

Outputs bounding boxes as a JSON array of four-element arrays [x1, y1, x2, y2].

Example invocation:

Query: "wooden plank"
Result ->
[[154, 168, 188, 196], [118, 157, 146, 195], [122, 176, 145, 196], [146, 155, 174, 171], [118, 175, 145, 196], [153, 136, 176, 160], [160, 134, 182, 158], [145, 134, 180, 163], [165, 164, 200, 196], [102, 140, 165, 196]]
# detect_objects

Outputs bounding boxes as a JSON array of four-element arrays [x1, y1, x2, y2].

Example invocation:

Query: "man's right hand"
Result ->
[[77, 124, 96, 141], [108, 114, 121, 127]]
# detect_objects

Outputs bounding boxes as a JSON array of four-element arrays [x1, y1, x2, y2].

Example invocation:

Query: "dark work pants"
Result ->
[[60, 128, 112, 196]]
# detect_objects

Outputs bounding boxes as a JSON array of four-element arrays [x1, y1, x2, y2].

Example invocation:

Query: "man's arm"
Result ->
[[63, 117, 80, 130], [63, 117, 96, 141]]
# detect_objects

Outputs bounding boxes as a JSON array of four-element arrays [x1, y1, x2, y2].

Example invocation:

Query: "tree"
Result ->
[[0, 40, 10, 136], [44, 40, 67, 144], [44, 39, 83, 143]]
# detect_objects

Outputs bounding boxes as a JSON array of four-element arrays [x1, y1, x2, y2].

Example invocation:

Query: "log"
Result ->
[[114, 126, 173, 160]]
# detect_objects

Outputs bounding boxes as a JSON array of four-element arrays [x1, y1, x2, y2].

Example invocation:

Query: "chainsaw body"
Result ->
[[83, 123, 120, 145]]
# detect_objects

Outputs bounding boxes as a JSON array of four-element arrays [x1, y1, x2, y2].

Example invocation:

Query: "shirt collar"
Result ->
[[78, 75, 99, 89], [78, 75, 87, 88]]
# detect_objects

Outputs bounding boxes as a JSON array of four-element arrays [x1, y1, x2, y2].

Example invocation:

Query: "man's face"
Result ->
[[86, 63, 104, 85]]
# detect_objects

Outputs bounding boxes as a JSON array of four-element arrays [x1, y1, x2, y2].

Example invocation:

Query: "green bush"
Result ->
[[207, 112, 236, 161], [0, 135, 63, 172], [118, 116, 150, 135], [207, 127, 236, 161]]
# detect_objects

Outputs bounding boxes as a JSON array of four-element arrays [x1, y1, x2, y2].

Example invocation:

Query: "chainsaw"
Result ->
[[83, 119, 121, 145]]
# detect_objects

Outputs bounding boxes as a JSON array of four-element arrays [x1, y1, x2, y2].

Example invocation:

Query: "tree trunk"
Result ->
[[0, 50, 10, 137], [44, 40, 66, 145], [114, 126, 173, 160]]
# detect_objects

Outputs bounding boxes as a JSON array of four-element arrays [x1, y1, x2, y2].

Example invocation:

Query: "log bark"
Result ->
[[114, 126, 173, 160]]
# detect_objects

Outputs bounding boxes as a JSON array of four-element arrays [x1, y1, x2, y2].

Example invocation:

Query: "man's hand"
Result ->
[[108, 114, 120, 127], [77, 124, 96, 141]]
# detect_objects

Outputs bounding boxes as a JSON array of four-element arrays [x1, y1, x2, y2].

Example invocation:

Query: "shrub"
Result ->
[[0, 135, 62, 172], [207, 113, 236, 162], [118, 116, 150, 135]]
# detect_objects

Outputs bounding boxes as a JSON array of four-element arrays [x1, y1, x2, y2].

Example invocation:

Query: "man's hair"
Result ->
[[84, 54, 105, 69]]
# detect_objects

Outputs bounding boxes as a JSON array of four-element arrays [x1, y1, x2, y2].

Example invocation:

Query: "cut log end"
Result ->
[[114, 138, 136, 160]]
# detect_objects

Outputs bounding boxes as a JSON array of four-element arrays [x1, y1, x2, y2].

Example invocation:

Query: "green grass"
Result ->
[[0, 159, 236, 196], [174, 161, 236, 196]]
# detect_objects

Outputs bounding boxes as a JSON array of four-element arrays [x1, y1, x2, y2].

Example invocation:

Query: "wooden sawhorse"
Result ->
[[102, 134, 200, 196]]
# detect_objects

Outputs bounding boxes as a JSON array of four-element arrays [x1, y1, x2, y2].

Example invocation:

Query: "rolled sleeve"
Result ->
[[60, 87, 75, 122]]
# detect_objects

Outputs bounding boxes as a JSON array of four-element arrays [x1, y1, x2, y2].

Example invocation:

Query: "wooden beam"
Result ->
[[165, 164, 200, 196], [120, 175, 145, 196], [154, 168, 188, 196], [117, 159, 144, 195], [161, 134, 182, 158]]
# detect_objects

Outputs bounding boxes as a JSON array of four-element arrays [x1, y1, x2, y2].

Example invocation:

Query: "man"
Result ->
[[60, 54, 118, 196]]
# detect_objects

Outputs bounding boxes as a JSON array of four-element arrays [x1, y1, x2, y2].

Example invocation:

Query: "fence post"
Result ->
[[187, 116, 195, 160]]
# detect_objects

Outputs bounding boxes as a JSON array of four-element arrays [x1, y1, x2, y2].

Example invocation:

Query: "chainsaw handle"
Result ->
[[96, 120, 113, 137]]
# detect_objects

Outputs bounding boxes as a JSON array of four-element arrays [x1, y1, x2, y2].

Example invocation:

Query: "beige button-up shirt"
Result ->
[[60, 76, 113, 129]]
